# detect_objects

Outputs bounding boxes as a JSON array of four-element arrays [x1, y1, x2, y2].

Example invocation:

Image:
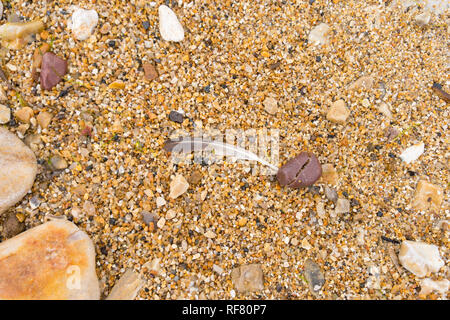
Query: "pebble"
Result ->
[[263, 96, 278, 115], [308, 23, 330, 46], [0, 128, 37, 215], [398, 240, 444, 277], [321, 163, 338, 185], [99, 22, 111, 35], [40, 52, 68, 90], [414, 10, 431, 26], [0, 219, 100, 299], [165, 209, 176, 220], [212, 264, 224, 275], [106, 269, 143, 300], [324, 186, 338, 203], [69, 7, 99, 40], [36, 111, 52, 129], [349, 76, 375, 91], [83, 200, 96, 216], [277, 152, 322, 188], [301, 238, 312, 250], [419, 278, 449, 297], [365, 265, 381, 289], [49, 155, 68, 170], [158, 5, 184, 42], [327, 99, 350, 124], [411, 180, 443, 213], [334, 198, 350, 215], [1, 211, 25, 239], [0, 104, 10, 124], [169, 174, 189, 199], [204, 230, 216, 239], [14, 107, 34, 124], [143, 258, 161, 276], [399, 142, 424, 164], [143, 62, 158, 81], [303, 259, 325, 294], [231, 264, 264, 293], [168, 110, 184, 123], [156, 196, 166, 208], [157, 217, 166, 229], [377, 102, 393, 119], [141, 211, 159, 228], [188, 170, 203, 185]]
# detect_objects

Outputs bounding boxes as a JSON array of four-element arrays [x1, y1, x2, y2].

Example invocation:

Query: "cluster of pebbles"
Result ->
[[0, 0, 448, 300]]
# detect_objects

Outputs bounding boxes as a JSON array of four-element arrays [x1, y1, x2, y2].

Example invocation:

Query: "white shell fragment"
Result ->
[[399, 142, 424, 164], [158, 5, 184, 42], [398, 240, 444, 277], [69, 8, 99, 41]]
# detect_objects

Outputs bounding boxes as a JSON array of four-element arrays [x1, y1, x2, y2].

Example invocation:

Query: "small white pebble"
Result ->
[[399, 142, 424, 164]]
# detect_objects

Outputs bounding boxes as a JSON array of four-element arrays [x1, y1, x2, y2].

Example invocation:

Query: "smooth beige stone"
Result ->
[[14, 107, 33, 124], [308, 23, 330, 46], [0, 128, 37, 214], [106, 269, 143, 300], [263, 96, 278, 115], [327, 100, 350, 124], [349, 76, 375, 91], [0, 219, 100, 299], [411, 180, 443, 213], [36, 111, 52, 129]]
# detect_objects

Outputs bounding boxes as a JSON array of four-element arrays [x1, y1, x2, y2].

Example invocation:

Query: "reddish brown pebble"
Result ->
[[143, 62, 158, 81], [277, 152, 322, 188], [40, 52, 68, 90]]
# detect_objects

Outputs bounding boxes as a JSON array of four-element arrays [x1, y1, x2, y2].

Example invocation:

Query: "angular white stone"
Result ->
[[398, 240, 444, 277], [419, 278, 449, 296], [69, 8, 99, 41], [0, 128, 37, 214], [169, 174, 189, 199], [308, 23, 330, 46], [399, 142, 424, 164], [106, 269, 143, 300], [0, 219, 100, 299], [158, 5, 184, 42]]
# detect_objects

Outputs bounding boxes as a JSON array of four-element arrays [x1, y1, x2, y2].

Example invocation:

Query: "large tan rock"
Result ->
[[0, 219, 100, 299], [0, 128, 37, 215], [231, 264, 264, 293]]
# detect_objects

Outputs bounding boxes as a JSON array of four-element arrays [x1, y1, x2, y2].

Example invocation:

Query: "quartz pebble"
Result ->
[[349, 76, 375, 91], [14, 107, 33, 124], [398, 240, 444, 277], [263, 96, 278, 115], [0, 104, 10, 124], [419, 278, 449, 297], [327, 100, 350, 124], [334, 198, 350, 215], [69, 7, 99, 41], [156, 196, 166, 208], [169, 174, 189, 199], [231, 264, 264, 293], [304, 259, 325, 294], [158, 5, 184, 42], [0, 219, 100, 299], [411, 180, 443, 213], [308, 23, 330, 46], [377, 102, 392, 119], [325, 186, 338, 203], [49, 155, 68, 170], [36, 111, 52, 129], [106, 269, 143, 300], [0, 128, 37, 214], [399, 142, 424, 164], [166, 209, 176, 220], [321, 163, 338, 185], [415, 10, 431, 26]]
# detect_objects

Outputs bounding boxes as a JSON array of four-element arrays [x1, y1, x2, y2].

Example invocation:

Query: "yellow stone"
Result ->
[[108, 81, 125, 90], [327, 99, 350, 124]]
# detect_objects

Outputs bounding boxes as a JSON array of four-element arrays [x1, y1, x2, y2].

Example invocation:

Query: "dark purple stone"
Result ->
[[277, 152, 322, 188]]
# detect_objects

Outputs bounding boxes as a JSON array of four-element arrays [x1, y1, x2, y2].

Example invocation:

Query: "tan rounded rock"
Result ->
[[0, 219, 100, 299], [0, 128, 37, 215]]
